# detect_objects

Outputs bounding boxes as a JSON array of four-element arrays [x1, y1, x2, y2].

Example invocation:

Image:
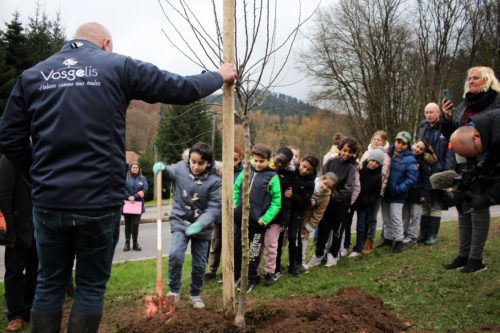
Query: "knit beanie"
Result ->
[[368, 147, 385, 166]]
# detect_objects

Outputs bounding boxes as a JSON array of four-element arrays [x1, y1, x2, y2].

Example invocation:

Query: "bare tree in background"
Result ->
[[157, 0, 314, 327], [300, 0, 421, 145]]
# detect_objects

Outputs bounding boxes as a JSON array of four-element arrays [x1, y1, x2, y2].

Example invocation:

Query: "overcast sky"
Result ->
[[0, 0, 322, 101]]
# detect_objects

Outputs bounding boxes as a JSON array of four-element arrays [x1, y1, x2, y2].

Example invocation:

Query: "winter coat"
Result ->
[[291, 162, 316, 214], [406, 153, 435, 204], [234, 163, 243, 180], [234, 165, 281, 230], [352, 161, 382, 211], [360, 148, 391, 196], [383, 145, 419, 204], [162, 160, 222, 240], [417, 120, 450, 173], [322, 155, 357, 206], [0, 156, 33, 248], [0, 39, 224, 211], [440, 90, 500, 139], [124, 173, 148, 213], [301, 178, 331, 232], [268, 163, 295, 227], [470, 109, 500, 205]]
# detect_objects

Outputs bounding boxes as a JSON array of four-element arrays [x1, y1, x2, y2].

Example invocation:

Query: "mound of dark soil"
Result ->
[[119, 286, 410, 332]]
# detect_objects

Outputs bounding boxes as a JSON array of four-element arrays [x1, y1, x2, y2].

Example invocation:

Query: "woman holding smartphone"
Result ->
[[440, 66, 500, 273]]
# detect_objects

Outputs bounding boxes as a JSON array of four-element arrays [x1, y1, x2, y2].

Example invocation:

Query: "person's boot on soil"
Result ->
[[417, 215, 430, 243], [30, 310, 62, 333], [444, 256, 468, 270], [66, 309, 102, 333], [189, 296, 205, 309], [123, 239, 130, 251], [424, 216, 441, 245]]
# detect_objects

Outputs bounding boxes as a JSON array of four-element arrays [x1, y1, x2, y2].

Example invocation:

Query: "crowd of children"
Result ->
[[152, 123, 451, 307]]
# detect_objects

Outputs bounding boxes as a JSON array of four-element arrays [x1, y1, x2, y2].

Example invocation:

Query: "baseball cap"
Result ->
[[395, 131, 411, 144]]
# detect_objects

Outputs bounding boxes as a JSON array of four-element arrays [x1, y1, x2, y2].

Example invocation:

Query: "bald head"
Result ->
[[74, 22, 113, 52], [450, 126, 483, 158], [424, 102, 441, 126]]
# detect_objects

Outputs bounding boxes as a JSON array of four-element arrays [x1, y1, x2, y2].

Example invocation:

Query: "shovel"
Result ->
[[145, 171, 175, 316]]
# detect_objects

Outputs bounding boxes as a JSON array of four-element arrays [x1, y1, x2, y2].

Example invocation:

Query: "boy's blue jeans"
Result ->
[[168, 231, 210, 296], [31, 206, 121, 314]]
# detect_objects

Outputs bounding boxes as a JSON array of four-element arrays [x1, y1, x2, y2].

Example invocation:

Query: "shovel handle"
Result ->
[[156, 171, 163, 295]]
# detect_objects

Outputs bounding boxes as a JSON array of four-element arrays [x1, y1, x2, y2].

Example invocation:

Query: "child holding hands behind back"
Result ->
[[234, 143, 281, 293], [153, 142, 221, 309]]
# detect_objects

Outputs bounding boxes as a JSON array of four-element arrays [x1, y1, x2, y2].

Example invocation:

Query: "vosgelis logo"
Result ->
[[40, 58, 98, 82]]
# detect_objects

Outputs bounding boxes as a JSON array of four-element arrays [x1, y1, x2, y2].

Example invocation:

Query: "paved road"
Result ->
[[1, 204, 500, 280]]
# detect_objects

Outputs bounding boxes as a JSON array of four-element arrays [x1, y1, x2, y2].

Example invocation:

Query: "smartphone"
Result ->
[[441, 89, 452, 103]]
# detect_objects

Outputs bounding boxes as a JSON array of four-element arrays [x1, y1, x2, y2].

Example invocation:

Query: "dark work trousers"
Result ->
[[315, 204, 350, 258], [288, 215, 303, 270], [5, 241, 38, 321], [123, 213, 141, 244], [275, 229, 286, 273]]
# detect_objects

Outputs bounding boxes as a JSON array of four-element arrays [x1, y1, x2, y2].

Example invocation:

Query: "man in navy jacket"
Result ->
[[0, 22, 236, 332], [417, 102, 450, 245]]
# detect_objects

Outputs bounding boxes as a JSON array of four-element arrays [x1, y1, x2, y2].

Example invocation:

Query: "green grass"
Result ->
[[1, 218, 499, 332]]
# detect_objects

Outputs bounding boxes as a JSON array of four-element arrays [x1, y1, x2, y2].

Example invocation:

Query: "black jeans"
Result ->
[[315, 204, 349, 258], [123, 213, 141, 244], [5, 241, 38, 321]]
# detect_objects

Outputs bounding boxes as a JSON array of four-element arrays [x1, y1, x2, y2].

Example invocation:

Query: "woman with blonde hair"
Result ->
[[440, 66, 500, 273]]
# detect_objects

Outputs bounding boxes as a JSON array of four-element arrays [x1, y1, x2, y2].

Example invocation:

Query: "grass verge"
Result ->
[[1, 218, 498, 332]]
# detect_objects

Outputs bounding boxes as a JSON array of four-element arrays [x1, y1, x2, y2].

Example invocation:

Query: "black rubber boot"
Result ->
[[30, 310, 62, 333], [67, 309, 102, 333], [417, 215, 430, 243], [123, 239, 130, 251], [425, 217, 441, 245]]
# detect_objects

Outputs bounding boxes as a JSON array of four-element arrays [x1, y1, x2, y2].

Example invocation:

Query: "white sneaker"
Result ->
[[348, 251, 361, 258], [167, 291, 180, 302], [189, 296, 205, 309], [340, 248, 349, 257], [306, 255, 323, 269], [325, 253, 338, 267]]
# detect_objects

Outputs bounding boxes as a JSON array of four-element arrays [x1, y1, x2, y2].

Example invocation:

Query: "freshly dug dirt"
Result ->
[[116, 286, 411, 332]]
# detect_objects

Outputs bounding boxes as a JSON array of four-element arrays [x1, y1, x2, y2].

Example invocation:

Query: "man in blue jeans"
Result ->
[[0, 22, 237, 332]]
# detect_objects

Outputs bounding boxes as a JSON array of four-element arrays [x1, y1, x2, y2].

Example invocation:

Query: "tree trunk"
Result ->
[[221, 0, 236, 321], [235, 113, 251, 328]]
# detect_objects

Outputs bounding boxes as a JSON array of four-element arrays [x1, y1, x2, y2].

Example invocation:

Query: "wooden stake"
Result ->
[[222, 0, 236, 320]]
